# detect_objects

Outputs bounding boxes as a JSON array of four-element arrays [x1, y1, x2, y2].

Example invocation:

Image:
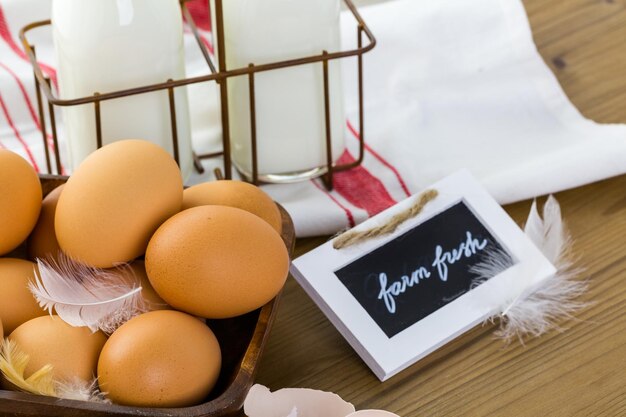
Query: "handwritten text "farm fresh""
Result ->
[[377, 231, 488, 314]]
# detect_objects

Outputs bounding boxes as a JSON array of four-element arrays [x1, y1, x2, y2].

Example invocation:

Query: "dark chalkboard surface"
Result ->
[[334, 201, 513, 338]]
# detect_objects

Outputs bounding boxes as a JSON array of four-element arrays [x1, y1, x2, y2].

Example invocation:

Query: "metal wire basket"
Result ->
[[19, 0, 376, 190]]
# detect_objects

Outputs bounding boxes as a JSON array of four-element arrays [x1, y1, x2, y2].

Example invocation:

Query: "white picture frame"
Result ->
[[290, 171, 556, 381]]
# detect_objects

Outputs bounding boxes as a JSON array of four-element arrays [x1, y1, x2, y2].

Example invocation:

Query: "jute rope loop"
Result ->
[[333, 189, 439, 250]]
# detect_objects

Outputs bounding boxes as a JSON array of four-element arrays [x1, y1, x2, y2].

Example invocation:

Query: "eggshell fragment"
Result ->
[[97, 310, 221, 407], [9, 315, 106, 382], [0, 150, 42, 256], [243, 384, 356, 417], [182, 180, 282, 233], [0, 258, 46, 334], [55, 140, 183, 268], [347, 411, 401, 417], [145, 206, 289, 318], [27, 184, 65, 262]]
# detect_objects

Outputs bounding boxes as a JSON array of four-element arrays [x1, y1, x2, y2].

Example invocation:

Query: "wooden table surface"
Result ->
[[255, 0, 626, 415]]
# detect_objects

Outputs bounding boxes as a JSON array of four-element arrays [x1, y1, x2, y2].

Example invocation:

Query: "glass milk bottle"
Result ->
[[52, 0, 194, 179], [218, 0, 345, 182]]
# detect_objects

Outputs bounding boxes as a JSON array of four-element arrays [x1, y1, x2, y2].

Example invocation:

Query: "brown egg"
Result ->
[[27, 184, 65, 262], [55, 140, 183, 268], [9, 315, 107, 382], [183, 180, 282, 233], [145, 206, 289, 319], [0, 150, 42, 256], [0, 258, 47, 334], [0, 317, 3, 339], [113, 261, 170, 311], [97, 310, 221, 407]]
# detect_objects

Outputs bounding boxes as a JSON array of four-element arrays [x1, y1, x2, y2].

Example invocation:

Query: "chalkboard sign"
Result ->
[[290, 171, 556, 381], [335, 201, 509, 338]]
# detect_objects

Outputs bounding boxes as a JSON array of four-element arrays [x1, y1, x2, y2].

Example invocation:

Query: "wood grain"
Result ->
[[255, 1, 626, 415]]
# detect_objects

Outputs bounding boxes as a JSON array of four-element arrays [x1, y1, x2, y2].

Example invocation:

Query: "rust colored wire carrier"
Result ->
[[19, 0, 376, 190]]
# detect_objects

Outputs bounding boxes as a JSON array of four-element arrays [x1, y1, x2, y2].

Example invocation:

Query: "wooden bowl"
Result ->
[[0, 175, 296, 417]]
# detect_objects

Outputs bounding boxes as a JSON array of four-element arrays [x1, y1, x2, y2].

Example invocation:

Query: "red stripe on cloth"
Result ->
[[186, 0, 211, 33], [0, 5, 57, 87], [183, 25, 215, 58], [347, 119, 412, 197], [0, 93, 40, 171], [0, 63, 54, 145], [310, 178, 356, 228], [0, 63, 43, 131], [197, 30, 215, 56], [332, 149, 397, 217], [0, 62, 65, 174]]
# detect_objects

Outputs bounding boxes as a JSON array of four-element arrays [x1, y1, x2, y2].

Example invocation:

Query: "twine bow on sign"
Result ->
[[332, 189, 439, 250]]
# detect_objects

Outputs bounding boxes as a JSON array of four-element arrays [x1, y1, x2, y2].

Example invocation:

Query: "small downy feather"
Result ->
[[471, 196, 588, 343], [0, 338, 56, 397], [55, 377, 110, 403], [0, 339, 108, 402], [29, 253, 146, 334]]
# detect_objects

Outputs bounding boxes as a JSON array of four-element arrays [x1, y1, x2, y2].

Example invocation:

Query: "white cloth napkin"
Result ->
[[263, 0, 626, 236], [1, 0, 625, 237]]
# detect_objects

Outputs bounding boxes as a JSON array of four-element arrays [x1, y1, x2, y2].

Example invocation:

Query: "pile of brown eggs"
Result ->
[[0, 140, 289, 407]]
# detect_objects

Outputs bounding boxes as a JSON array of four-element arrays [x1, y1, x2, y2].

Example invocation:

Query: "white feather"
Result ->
[[55, 378, 110, 403], [471, 196, 587, 343], [29, 254, 147, 333], [469, 247, 514, 289], [523, 199, 543, 248], [525, 196, 566, 263]]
